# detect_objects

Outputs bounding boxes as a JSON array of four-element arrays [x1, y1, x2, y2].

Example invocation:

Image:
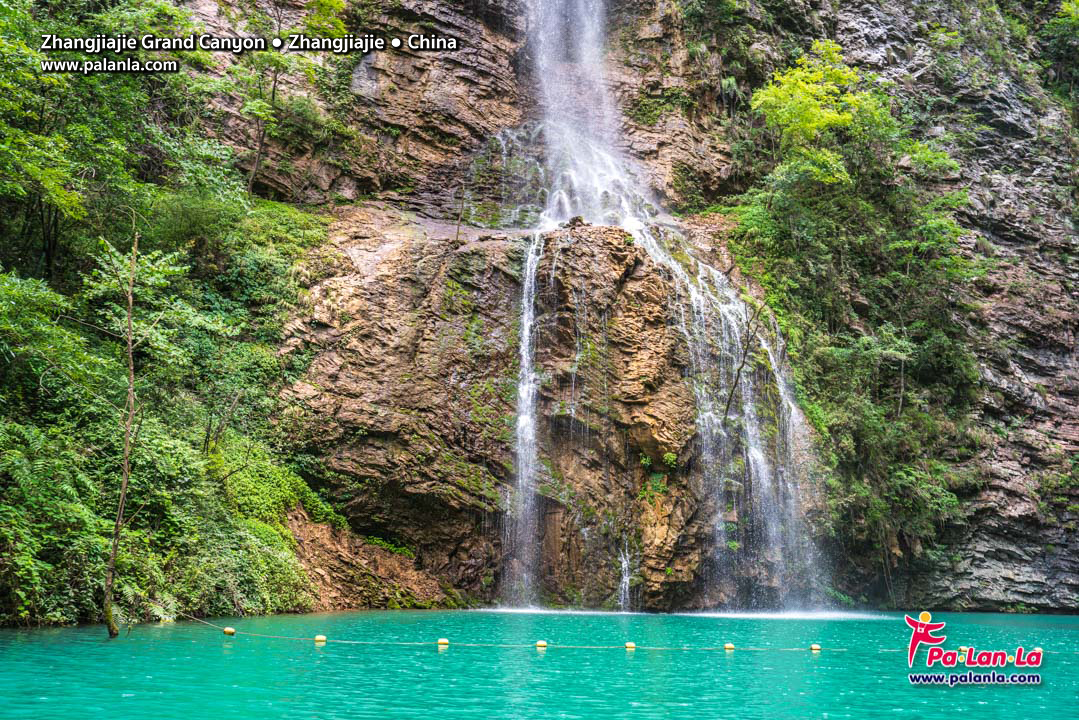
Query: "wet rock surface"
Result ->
[[527, 224, 699, 608], [280, 207, 699, 608], [282, 206, 824, 609], [202, 0, 1075, 610], [281, 203, 524, 601]]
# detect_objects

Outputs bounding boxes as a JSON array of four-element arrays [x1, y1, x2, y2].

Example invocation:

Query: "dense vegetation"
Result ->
[[1041, 0, 1079, 110], [719, 41, 984, 587], [0, 0, 343, 625]]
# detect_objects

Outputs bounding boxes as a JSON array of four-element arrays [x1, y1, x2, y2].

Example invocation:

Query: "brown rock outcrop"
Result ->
[[287, 506, 453, 609], [187, 0, 525, 204], [281, 203, 525, 600], [281, 205, 817, 609], [279, 204, 736, 608]]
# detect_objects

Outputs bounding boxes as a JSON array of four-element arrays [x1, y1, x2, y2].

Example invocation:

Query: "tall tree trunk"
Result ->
[[247, 121, 266, 195], [103, 234, 139, 638], [246, 70, 280, 195]]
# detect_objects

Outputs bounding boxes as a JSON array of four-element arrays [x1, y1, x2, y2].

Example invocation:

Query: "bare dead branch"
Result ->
[[721, 301, 767, 423]]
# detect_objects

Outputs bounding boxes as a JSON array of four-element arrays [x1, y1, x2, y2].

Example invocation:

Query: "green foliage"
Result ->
[[304, 0, 347, 37], [1040, 0, 1079, 106], [628, 88, 695, 126], [0, 32, 334, 623], [751, 41, 860, 153], [637, 474, 669, 503], [0, 34, 83, 221], [824, 586, 856, 607], [364, 536, 416, 559], [0, 421, 102, 624], [728, 41, 981, 564], [662, 452, 678, 469], [679, 0, 742, 29], [214, 439, 345, 531], [0, 191, 333, 626], [672, 163, 710, 213], [0, 273, 110, 410], [0, 0, 214, 278], [0, 0, 360, 628]]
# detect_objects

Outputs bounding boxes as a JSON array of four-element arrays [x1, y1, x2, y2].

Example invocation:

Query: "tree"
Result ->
[[0, 0, 200, 279], [234, 0, 297, 194], [0, 30, 85, 277], [82, 232, 188, 636], [99, 233, 139, 638], [1041, 0, 1079, 108], [304, 0, 346, 37], [239, 54, 292, 195]]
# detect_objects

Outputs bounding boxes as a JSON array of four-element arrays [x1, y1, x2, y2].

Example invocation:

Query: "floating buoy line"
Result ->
[[156, 605, 843, 652], [146, 604, 1066, 656]]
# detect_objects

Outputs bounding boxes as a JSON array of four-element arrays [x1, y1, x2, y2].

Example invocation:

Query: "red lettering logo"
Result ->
[[905, 611, 947, 668]]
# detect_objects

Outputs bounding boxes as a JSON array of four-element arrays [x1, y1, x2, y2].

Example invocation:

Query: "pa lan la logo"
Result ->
[[904, 611, 1043, 669]]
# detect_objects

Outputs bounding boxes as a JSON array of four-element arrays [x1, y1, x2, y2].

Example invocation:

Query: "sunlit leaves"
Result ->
[[752, 40, 860, 150]]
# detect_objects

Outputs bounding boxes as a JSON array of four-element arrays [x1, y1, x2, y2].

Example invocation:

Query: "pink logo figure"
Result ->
[[905, 611, 946, 667]]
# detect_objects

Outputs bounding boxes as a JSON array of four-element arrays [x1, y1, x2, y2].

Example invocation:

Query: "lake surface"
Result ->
[[1, 609, 1075, 719]]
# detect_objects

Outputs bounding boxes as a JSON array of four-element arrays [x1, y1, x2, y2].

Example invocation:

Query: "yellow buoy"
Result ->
[[536, 640, 548, 648], [625, 642, 636, 650], [223, 627, 236, 636], [810, 644, 821, 652], [724, 642, 735, 651], [314, 634, 327, 644], [437, 638, 450, 646]]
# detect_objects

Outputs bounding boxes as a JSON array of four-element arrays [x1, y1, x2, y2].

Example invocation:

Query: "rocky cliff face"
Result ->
[[277, 204, 706, 608], [279, 203, 822, 609], [195, 0, 1075, 610], [190, 0, 525, 204], [287, 506, 455, 609], [606, 0, 1079, 611], [833, 0, 1078, 611], [279, 204, 520, 600]]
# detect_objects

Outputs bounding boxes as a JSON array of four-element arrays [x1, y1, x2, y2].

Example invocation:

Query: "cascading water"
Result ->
[[500, 0, 820, 607], [503, 235, 545, 605], [617, 540, 636, 611]]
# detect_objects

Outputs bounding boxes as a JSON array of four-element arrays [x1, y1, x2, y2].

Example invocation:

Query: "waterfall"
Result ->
[[499, 0, 819, 607], [617, 540, 635, 611], [503, 233, 545, 606]]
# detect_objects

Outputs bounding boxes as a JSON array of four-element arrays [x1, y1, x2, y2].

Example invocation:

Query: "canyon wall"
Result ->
[[189, 0, 1076, 610]]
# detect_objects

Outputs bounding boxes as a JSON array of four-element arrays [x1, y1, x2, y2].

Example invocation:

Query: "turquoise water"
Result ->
[[1, 610, 1076, 719]]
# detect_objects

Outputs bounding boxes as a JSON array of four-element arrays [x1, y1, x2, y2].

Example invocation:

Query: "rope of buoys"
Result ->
[[163, 608, 837, 651], [142, 601, 1071, 654], [174, 610, 843, 651]]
